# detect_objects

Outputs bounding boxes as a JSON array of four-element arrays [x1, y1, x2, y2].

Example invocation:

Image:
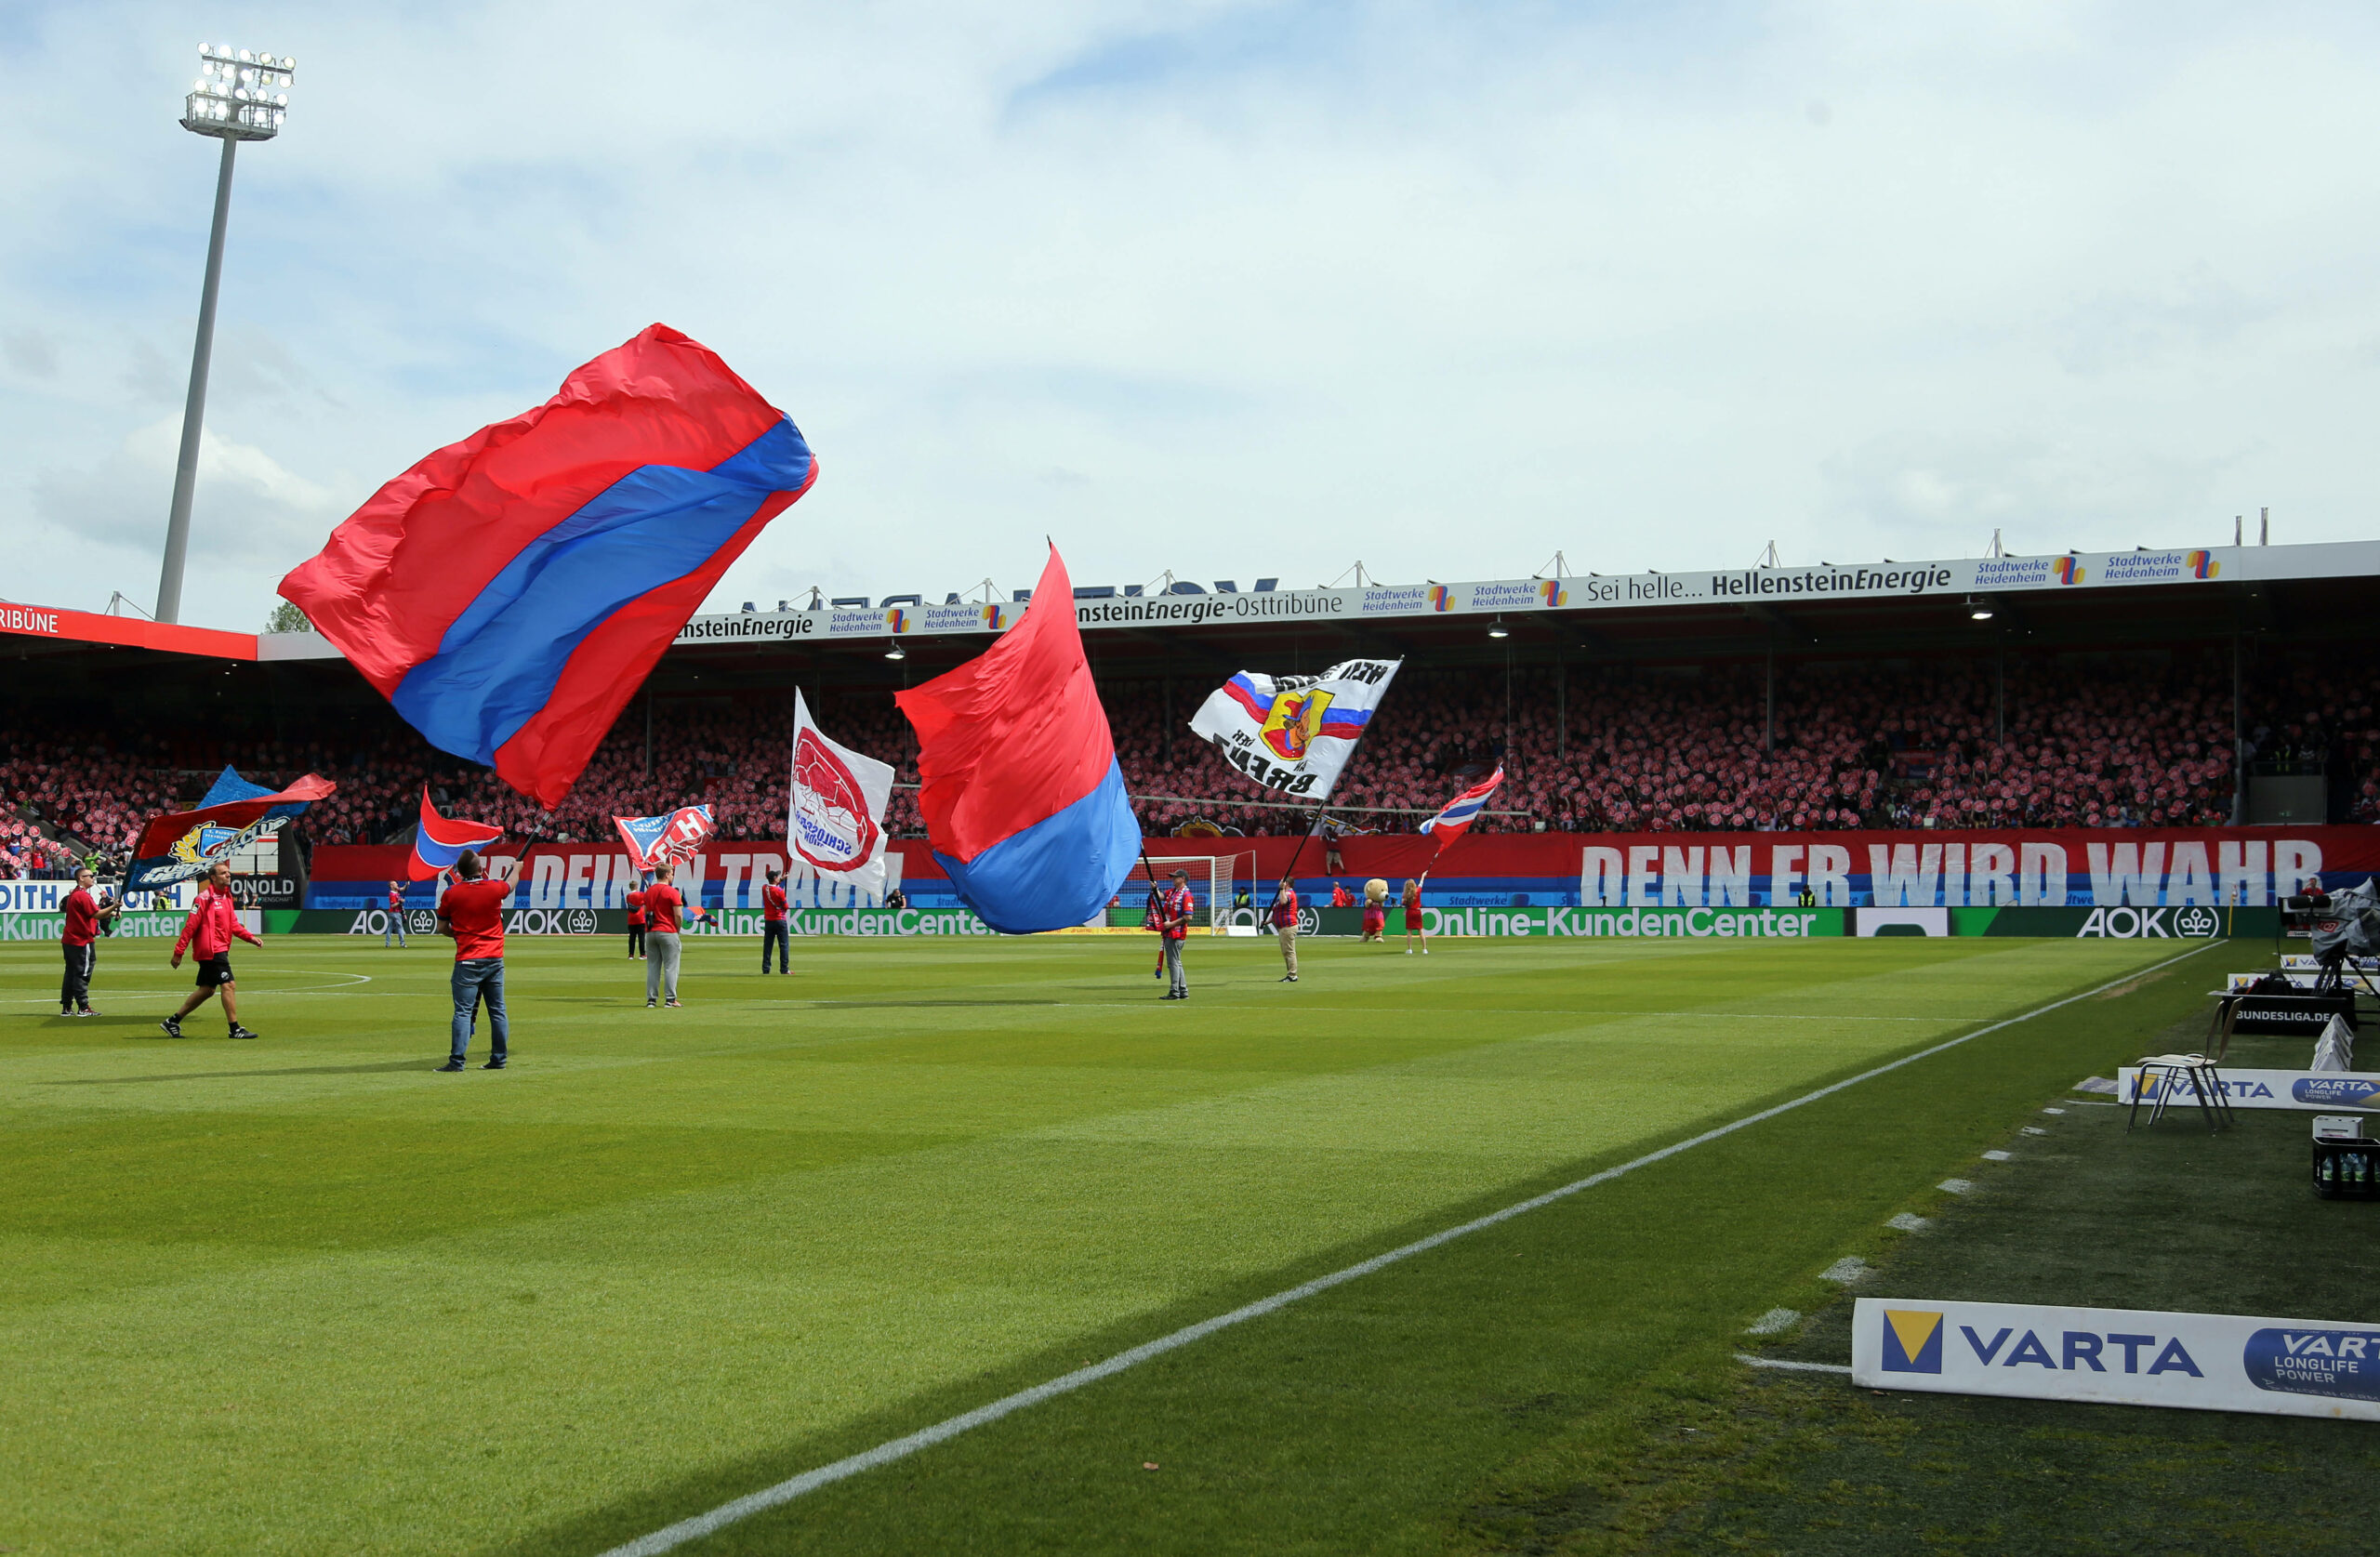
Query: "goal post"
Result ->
[[1117, 851, 1259, 932]]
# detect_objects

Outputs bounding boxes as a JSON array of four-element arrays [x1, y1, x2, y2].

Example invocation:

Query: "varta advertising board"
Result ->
[[1854, 1298, 2380, 1420]]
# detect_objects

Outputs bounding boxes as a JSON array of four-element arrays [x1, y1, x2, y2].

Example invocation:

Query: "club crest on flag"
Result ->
[[1261, 689, 1336, 760]]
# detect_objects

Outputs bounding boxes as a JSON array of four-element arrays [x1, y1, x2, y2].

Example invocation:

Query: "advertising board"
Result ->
[[1853, 1297, 2380, 1420], [0, 912, 192, 942], [2115, 1066, 2380, 1112]]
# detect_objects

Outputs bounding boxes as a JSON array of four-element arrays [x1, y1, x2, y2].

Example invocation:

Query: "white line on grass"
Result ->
[[2, 971, 375, 1003], [596, 943, 2220, 1557], [1735, 1353, 1854, 1375]]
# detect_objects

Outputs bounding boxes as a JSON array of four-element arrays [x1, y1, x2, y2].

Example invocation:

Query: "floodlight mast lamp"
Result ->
[[155, 43, 295, 624]]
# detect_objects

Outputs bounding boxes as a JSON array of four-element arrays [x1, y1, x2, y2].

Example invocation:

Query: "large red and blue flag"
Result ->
[[407, 787, 505, 881], [279, 324, 816, 809], [1420, 767, 1504, 851], [894, 546, 1141, 933]]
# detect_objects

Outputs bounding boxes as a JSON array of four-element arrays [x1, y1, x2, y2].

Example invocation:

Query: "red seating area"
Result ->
[[7, 649, 2375, 869]]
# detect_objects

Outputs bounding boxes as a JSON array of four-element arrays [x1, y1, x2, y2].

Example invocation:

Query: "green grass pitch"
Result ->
[[0, 930, 2210, 1555]]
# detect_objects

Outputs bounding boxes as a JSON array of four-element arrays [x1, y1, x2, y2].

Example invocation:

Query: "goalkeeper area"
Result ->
[[2, 932, 2221, 1555], [1114, 850, 1260, 930]]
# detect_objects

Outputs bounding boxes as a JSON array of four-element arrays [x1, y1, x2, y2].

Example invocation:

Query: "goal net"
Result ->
[[1117, 851, 1259, 933]]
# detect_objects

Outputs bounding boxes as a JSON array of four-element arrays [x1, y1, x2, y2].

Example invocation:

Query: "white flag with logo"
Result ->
[[787, 690, 894, 899], [1187, 657, 1400, 800]]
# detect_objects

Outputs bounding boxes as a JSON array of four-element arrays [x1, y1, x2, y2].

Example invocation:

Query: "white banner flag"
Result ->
[[1187, 658, 1400, 800], [787, 690, 894, 900]]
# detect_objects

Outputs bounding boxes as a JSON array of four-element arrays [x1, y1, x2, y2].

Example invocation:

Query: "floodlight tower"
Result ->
[[155, 43, 296, 624]]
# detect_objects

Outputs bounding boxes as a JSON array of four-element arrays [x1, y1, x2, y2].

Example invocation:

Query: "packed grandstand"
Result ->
[[5, 642, 2375, 876]]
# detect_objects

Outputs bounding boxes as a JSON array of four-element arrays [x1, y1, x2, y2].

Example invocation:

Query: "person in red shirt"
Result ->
[[1270, 878, 1300, 984], [625, 879, 648, 960], [384, 879, 408, 948], [760, 865, 791, 975], [60, 865, 119, 1016], [435, 850, 514, 1071], [1157, 867, 1195, 999], [1402, 875, 1429, 955], [641, 859, 706, 1008], [1329, 882, 1353, 908], [163, 860, 263, 1039]]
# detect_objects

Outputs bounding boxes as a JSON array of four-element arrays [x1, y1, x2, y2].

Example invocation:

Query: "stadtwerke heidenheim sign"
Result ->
[[670, 540, 2380, 647]]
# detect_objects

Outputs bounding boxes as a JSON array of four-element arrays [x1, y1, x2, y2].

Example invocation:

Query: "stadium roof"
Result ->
[[4, 538, 2375, 706]]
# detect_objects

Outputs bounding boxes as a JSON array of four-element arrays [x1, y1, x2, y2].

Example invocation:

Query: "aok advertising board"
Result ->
[[1854, 1297, 2380, 1421], [284, 907, 619, 937]]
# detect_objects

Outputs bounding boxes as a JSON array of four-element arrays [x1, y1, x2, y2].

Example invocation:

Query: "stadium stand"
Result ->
[[8, 644, 2379, 873]]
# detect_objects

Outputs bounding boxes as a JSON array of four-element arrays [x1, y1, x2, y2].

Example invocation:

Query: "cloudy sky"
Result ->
[[3, 0, 2376, 631]]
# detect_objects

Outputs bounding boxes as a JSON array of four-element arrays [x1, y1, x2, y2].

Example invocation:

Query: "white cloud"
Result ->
[[33, 416, 337, 564]]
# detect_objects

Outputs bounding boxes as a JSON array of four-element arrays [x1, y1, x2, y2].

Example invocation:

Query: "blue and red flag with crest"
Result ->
[[407, 787, 505, 881], [614, 805, 715, 872], [126, 767, 336, 894], [278, 325, 816, 809], [894, 546, 1141, 933]]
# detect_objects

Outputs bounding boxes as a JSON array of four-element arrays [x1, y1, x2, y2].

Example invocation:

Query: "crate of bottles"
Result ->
[[2312, 1137, 2380, 1200]]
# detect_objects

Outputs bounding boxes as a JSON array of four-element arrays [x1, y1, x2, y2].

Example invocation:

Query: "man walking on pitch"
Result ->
[[760, 865, 790, 975], [1157, 866, 1195, 1000], [163, 861, 261, 1039], [642, 860, 706, 1008], [60, 865, 119, 1016], [1271, 878, 1300, 983], [384, 879, 408, 947], [435, 851, 513, 1072]]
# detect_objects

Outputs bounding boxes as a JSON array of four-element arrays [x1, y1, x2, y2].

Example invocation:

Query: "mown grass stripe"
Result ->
[[598, 941, 2220, 1557]]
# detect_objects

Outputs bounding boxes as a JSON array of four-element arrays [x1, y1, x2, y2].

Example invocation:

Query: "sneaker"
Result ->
[[665, 998, 681, 1009], [60, 1006, 73, 1018], [1278, 974, 1296, 983], [483, 1059, 507, 1070], [1406, 948, 1413, 955], [646, 999, 657, 1009], [436, 1058, 467, 1072], [228, 1025, 259, 1040], [159, 1017, 182, 1039], [80, 1008, 99, 1016]]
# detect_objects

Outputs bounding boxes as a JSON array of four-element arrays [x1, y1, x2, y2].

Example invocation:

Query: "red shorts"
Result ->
[[1404, 910, 1423, 930], [1362, 909, 1385, 931]]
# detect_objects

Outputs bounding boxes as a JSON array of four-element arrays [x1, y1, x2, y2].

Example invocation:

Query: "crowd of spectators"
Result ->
[[7, 648, 2379, 871]]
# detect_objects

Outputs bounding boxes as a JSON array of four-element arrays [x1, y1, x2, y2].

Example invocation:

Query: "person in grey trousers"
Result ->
[[641, 859, 705, 1008]]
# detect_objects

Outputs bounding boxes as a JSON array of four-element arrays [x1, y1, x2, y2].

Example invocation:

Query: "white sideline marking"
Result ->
[[4, 971, 374, 1004], [1937, 1179, 1976, 1194], [1820, 1257, 1873, 1284], [1981, 1149, 2014, 1161], [1736, 1353, 1854, 1375], [595, 943, 2220, 1557], [1745, 1307, 1801, 1335], [1885, 1213, 1929, 1233]]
